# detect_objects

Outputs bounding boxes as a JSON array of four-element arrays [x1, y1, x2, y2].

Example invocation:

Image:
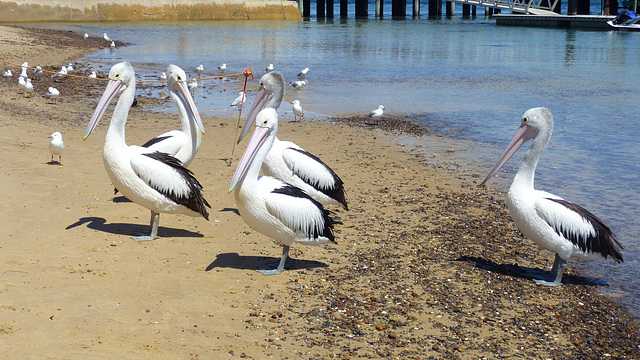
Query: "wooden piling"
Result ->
[[303, 0, 311, 17], [462, 3, 470, 16], [413, 0, 420, 17], [445, 0, 454, 16], [376, 0, 384, 17], [340, 0, 348, 17], [327, 0, 334, 17], [428, 0, 442, 17], [355, 0, 368, 17], [317, 0, 325, 17], [392, 0, 407, 17]]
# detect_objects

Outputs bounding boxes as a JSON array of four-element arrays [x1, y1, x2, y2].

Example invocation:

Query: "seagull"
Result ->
[[103, 32, 112, 42], [218, 63, 227, 73], [83, 61, 210, 241], [33, 66, 44, 77], [89, 71, 97, 79], [292, 100, 304, 122], [160, 72, 167, 80], [195, 64, 204, 75], [66, 63, 74, 73], [229, 108, 336, 275], [24, 78, 34, 96], [21, 62, 29, 72], [367, 105, 385, 118], [298, 67, 310, 79], [139, 64, 205, 167], [265, 64, 274, 73], [84, 33, 89, 39], [45, 87, 60, 103], [481, 107, 623, 286], [188, 79, 198, 96], [48, 132, 64, 164], [231, 91, 246, 108], [18, 75, 27, 91], [110, 41, 116, 51], [52, 66, 67, 78], [290, 80, 306, 90], [19, 69, 28, 79], [2, 69, 12, 77], [239, 72, 349, 210]]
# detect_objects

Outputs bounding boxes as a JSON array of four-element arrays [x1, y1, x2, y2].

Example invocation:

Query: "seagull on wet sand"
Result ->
[[48, 132, 64, 164], [298, 67, 309, 79], [231, 91, 246, 108], [103, 33, 112, 42], [45, 87, 60, 103], [292, 100, 303, 122], [218, 63, 227, 73], [2, 69, 12, 77], [290, 80, 306, 90], [367, 105, 385, 118]]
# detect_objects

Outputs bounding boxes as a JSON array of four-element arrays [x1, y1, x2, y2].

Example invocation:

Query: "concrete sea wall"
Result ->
[[0, 0, 301, 21]]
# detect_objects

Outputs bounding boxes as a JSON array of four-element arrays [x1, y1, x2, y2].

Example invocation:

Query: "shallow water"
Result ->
[[32, 15, 640, 315]]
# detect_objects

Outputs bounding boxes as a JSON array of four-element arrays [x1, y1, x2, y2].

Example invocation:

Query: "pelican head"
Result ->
[[84, 61, 135, 140], [166, 64, 205, 134], [229, 108, 279, 192], [237, 72, 285, 143], [481, 107, 553, 185]]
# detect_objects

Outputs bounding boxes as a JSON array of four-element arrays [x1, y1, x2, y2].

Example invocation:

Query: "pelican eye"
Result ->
[[114, 73, 121, 79], [523, 117, 529, 123], [177, 75, 183, 81]]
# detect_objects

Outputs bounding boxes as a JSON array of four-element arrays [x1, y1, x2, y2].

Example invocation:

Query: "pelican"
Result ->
[[48, 132, 64, 164], [139, 64, 205, 167], [292, 100, 303, 122], [83, 61, 210, 241], [218, 63, 227, 73], [238, 72, 348, 210], [231, 91, 246, 108], [229, 108, 335, 275], [481, 107, 623, 286], [265, 63, 274, 73], [298, 67, 309, 79], [45, 87, 59, 103], [367, 105, 385, 118], [290, 80, 306, 90]]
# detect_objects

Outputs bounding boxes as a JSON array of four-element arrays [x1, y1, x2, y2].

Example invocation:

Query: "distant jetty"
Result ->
[[0, 0, 301, 21]]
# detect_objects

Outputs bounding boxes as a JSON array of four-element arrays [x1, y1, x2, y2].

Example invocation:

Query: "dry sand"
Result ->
[[0, 25, 638, 359]]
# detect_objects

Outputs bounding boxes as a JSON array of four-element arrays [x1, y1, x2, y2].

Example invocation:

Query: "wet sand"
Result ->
[[0, 25, 638, 359]]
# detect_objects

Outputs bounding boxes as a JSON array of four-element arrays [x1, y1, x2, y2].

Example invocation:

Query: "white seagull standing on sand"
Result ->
[[218, 63, 227, 73], [48, 132, 64, 165], [229, 108, 336, 275], [84, 33, 89, 39], [195, 64, 204, 75], [239, 72, 349, 210], [33, 66, 44, 77], [24, 78, 34, 96], [265, 64, 274, 73], [160, 72, 167, 80], [66, 63, 74, 73], [481, 107, 623, 286], [138, 64, 205, 167], [298, 67, 309, 79], [188, 79, 198, 97], [110, 41, 116, 51], [292, 100, 303, 122], [52, 66, 67, 78], [2, 69, 12, 77], [367, 105, 385, 118], [83, 61, 210, 241], [89, 71, 97, 79], [231, 91, 246, 108], [45, 87, 60, 103], [103, 32, 112, 42]]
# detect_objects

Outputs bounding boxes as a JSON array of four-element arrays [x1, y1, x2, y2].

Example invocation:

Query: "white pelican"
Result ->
[[48, 132, 64, 164], [218, 63, 227, 73], [45, 87, 60, 103], [230, 91, 246, 108], [139, 64, 205, 167], [238, 72, 348, 210], [367, 105, 385, 118], [83, 61, 210, 241], [265, 63, 274, 73], [481, 107, 623, 286], [229, 108, 336, 275], [290, 80, 306, 90], [2, 69, 12, 77], [103, 32, 112, 42], [298, 67, 309, 79], [292, 100, 303, 122]]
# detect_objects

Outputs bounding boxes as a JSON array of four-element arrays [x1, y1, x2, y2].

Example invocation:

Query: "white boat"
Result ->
[[607, 10, 640, 30]]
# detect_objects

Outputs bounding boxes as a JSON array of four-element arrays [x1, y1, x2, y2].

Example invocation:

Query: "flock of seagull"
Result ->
[[27, 48, 622, 282]]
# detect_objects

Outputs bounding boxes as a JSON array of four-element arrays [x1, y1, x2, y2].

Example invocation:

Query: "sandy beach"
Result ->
[[0, 25, 638, 359]]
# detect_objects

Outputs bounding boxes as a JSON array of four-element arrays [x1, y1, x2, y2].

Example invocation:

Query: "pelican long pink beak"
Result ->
[[480, 122, 538, 185], [229, 125, 271, 192], [237, 86, 273, 144], [171, 80, 205, 134], [83, 79, 126, 140]]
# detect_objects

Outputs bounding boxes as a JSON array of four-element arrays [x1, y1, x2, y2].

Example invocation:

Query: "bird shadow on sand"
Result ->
[[66, 216, 204, 238], [46, 161, 62, 166], [205, 252, 328, 272], [459, 255, 607, 287], [112, 196, 132, 203], [220, 207, 240, 216]]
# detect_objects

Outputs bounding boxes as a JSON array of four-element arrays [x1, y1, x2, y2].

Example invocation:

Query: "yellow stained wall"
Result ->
[[0, 0, 301, 21]]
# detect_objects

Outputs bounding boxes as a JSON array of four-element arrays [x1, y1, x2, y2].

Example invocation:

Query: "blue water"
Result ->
[[32, 16, 639, 315]]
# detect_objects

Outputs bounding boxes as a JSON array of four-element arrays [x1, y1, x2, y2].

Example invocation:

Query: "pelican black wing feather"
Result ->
[[546, 198, 623, 262], [272, 184, 336, 243], [287, 147, 349, 210], [143, 152, 210, 220], [141, 135, 172, 148]]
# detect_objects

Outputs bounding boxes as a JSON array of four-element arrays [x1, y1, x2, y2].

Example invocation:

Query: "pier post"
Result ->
[[298, 0, 304, 16], [413, 0, 421, 17], [568, 0, 577, 14], [355, 0, 368, 18], [392, 0, 407, 18], [376, 0, 384, 17], [317, 0, 326, 17], [340, 0, 348, 17], [429, 0, 442, 17], [462, 3, 470, 16], [327, 0, 334, 17], [576, 0, 590, 13], [303, 0, 311, 17], [445, 1, 455, 16], [485, 6, 493, 16]]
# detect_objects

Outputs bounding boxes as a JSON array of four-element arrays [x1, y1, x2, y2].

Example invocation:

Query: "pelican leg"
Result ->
[[133, 211, 160, 241], [258, 245, 290, 276], [534, 254, 566, 286]]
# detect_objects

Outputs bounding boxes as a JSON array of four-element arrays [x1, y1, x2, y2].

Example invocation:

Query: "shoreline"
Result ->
[[0, 25, 638, 358]]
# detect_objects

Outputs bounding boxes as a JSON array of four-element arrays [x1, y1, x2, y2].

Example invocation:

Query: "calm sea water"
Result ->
[[33, 14, 639, 315]]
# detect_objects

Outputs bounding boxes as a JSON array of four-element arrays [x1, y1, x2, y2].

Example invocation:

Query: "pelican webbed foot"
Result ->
[[258, 245, 290, 276], [534, 254, 566, 286], [132, 212, 160, 242]]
